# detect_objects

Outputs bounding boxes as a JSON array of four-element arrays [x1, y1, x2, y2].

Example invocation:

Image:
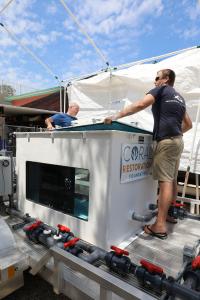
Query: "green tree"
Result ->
[[0, 84, 16, 103]]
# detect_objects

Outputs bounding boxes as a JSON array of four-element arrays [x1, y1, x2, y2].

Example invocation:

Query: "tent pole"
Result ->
[[59, 0, 109, 67], [196, 174, 199, 214], [63, 85, 67, 113], [59, 84, 62, 113], [182, 103, 200, 212], [64, 46, 200, 85], [0, 0, 15, 15], [115, 45, 199, 70], [108, 68, 112, 114]]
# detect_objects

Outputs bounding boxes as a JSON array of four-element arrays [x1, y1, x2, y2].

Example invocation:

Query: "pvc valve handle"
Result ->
[[192, 256, 200, 270], [64, 238, 80, 248], [25, 220, 42, 231], [140, 259, 164, 274], [172, 202, 185, 207], [57, 224, 71, 233], [110, 245, 129, 256]]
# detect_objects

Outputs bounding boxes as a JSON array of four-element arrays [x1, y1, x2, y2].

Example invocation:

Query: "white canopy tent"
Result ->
[[67, 48, 200, 174]]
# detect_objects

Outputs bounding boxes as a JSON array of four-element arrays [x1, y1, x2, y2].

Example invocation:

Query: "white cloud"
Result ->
[[65, 0, 163, 36], [0, 0, 164, 88], [183, 27, 200, 39], [60, 0, 164, 73], [0, 0, 37, 23], [0, 0, 44, 48], [188, 4, 200, 20], [181, 0, 200, 20], [2, 0, 197, 92], [23, 30, 62, 48], [0, 63, 53, 92], [46, 1, 58, 15], [0, 30, 16, 47]]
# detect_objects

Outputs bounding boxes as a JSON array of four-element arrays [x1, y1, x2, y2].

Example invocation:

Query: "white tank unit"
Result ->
[[0, 218, 26, 298], [0, 156, 12, 196], [16, 124, 157, 249]]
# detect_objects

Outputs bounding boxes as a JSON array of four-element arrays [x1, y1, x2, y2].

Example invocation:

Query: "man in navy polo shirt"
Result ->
[[104, 69, 192, 239], [45, 102, 79, 130]]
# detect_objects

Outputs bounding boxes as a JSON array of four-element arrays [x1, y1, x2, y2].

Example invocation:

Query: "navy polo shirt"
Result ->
[[147, 85, 186, 141]]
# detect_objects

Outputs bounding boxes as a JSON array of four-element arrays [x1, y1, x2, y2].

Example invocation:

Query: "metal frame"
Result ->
[[177, 195, 200, 205], [29, 246, 156, 300]]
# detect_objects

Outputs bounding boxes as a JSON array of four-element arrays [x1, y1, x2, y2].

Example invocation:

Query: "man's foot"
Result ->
[[166, 216, 177, 224], [144, 225, 168, 240]]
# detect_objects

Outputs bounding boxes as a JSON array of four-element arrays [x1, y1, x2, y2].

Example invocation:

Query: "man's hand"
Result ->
[[104, 95, 154, 125], [104, 116, 114, 124], [104, 113, 119, 124], [182, 111, 192, 133], [45, 117, 55, 130], [47, 124, 55, 130]]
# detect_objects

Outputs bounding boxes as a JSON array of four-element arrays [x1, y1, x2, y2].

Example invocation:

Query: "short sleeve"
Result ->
[[51, 114, 59, 122], [147, 86, 164, 100]]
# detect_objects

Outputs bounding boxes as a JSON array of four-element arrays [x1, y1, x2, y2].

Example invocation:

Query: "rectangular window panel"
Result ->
[[26, 161, 89, 221]]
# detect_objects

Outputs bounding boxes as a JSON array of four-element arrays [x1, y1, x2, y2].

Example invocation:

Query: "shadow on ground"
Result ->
[[4, 271, 70, 300]]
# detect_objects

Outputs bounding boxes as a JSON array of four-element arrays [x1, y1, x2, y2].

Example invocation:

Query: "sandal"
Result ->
[[144, 225, 168, 240]]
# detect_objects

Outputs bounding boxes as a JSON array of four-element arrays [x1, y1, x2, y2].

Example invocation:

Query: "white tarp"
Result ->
[[68, 48, 200, 174]]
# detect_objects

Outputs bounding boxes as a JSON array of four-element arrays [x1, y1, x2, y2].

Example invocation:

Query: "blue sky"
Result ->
[[0, 0, 200, 93]]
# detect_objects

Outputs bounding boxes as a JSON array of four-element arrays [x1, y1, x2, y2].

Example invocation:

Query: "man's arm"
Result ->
[[45, 117, 55, 130], [182, 111, 192, 133], [104, 94, 155, 124]]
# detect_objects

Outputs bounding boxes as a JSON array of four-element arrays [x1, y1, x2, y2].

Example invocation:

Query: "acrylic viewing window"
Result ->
[[26, 161, 89, 221]]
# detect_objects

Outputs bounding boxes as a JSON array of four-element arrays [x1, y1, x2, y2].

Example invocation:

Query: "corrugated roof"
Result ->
[[5, 86, 60, 102]]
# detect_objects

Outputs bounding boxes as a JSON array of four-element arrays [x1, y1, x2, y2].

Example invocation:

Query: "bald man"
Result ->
[[45, 102, 80, 130]]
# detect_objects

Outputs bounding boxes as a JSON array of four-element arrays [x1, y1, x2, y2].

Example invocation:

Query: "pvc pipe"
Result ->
[[183, 276, 200, 291], [77, 241, 107, 264], [78, 249, 106, 264], [135, 266, 200, 300], [185, 213, 200, 221], [8, 208, 34, 222], [129, 210, 157, 222], [162, 278, 200, 300], [22, 216, 200, 299]]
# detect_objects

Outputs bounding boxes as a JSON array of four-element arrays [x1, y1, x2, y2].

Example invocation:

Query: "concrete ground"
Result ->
[[4, 271, 70, 300]]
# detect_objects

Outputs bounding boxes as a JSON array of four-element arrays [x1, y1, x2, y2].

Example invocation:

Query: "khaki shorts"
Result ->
[[152, 136, 184, 182]]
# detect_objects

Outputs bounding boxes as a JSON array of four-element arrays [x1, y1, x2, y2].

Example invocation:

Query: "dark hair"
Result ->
[[160, 69, 176, 86]]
